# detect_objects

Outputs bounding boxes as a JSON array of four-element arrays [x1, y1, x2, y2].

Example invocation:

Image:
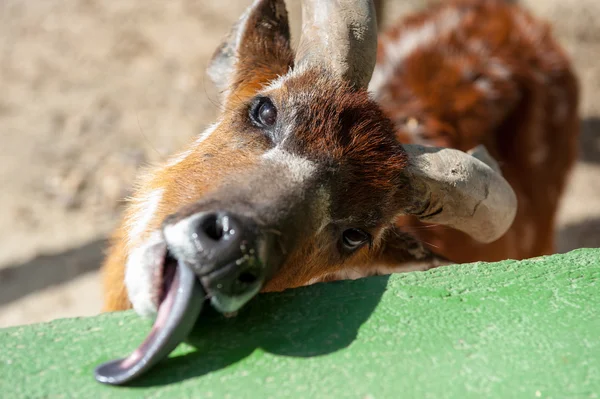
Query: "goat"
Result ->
[[95, 0, 578, 384], [368, 0, 579, 268]]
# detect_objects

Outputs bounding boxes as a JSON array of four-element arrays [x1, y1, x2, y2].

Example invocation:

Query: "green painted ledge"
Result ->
[[1, 249, 599, 398]]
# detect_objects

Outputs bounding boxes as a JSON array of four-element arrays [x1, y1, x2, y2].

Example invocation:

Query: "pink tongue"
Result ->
[[95, 261, 204, 385]]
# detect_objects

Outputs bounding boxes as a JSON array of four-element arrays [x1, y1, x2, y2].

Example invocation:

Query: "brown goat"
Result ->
[[100, 0, 577, 318], [94, 0, 578, 384], [367, 0, 579, 267]]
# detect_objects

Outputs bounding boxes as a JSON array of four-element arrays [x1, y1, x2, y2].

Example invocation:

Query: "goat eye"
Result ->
[[251, 97, 277, 128], [342, 228, 370, 250]]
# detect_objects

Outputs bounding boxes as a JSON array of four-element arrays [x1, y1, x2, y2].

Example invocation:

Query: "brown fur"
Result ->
[[375, 0, 579, 262], [102, 0, 579, 311]]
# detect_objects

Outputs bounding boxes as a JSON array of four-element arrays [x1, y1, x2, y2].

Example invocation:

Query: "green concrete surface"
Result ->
[[1, 249, 599, 398]]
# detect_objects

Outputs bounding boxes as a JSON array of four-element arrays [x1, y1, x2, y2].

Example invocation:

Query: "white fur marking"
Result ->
[[489, 59, 512, 80], [369, 9, 462, 95], [127, 188, 164, 248], [262, 148, 317, 183], [125, 230, 164, 318], [263, 149, 331, 231], [166, 149, 193, 168], [165, 123, 219, 168], [475, 77, 494, 95], [162, 213, 207, 265], [195, 122, 218, 145], [261, 71, 291, 93]]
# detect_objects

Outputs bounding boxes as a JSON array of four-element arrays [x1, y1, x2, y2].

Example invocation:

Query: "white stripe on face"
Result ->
[[262, 147, 317, 184], [127, 188, 164, 248], [262, 147, 331, 233], [165, 123, 219, 168]]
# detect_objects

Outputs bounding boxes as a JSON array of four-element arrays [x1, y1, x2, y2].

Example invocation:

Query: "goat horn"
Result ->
[[295, 0, 378, 89], [401, 145, 518, 243]]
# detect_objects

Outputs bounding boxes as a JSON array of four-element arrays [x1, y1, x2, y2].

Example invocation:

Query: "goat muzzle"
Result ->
[[95, 211, 282, 385]]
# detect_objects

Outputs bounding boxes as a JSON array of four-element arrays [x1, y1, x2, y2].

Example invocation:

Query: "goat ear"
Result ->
[[399, 145, 517, 243], [207, 0, 293, 102]]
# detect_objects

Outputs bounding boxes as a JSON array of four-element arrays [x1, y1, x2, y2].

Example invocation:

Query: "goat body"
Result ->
[[370, 0, 579, 265]]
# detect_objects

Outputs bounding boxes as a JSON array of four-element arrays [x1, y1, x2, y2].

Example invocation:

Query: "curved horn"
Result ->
[[295, 0, 378, 89], [401, 145, 517, 243]]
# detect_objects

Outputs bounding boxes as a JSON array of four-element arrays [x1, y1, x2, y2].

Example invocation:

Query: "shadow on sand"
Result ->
[[0, 239, 108, 306]]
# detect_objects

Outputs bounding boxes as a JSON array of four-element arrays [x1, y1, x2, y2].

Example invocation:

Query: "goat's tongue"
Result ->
[[94, 260, 204, 385]]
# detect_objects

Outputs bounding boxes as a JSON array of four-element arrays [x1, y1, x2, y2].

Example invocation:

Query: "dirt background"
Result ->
[[1, 0, 599, 328]]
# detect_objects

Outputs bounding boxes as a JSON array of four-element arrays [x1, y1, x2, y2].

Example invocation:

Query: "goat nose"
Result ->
[[191, 212, 242, 252], [164, 211, 265, 309], [193, 212, 265, 310]]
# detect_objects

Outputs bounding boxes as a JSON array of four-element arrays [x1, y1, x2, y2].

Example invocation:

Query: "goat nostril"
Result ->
[[227, 269, 261, 296], [237, 271, 258, 285], [202, 214, 224, 241]]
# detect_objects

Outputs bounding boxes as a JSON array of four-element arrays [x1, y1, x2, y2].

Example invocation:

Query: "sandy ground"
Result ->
[[0, 0, 599, 328]]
